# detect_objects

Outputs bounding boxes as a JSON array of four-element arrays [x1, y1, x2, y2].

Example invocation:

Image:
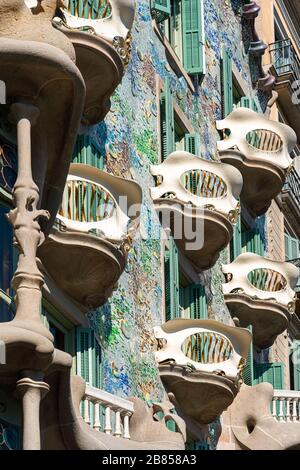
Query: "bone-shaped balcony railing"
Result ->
[[56, 0, 135, 62], [216, 108, 297, 170], [150, 151, 243, 221], [222, 252, 299, 310], [154, 319, 251, 382], [57, 163, 142, 243]]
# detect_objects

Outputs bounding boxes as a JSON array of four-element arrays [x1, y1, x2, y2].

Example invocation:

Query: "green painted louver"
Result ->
[[160, 78, 175, 161], [181, 284, 207, 319], [242, 228, 265, 256], [242, 325, 254, 386], [240, 96, 259, 112], [151, 0, 171, 23], [284, 233, 300, 290], [292, 341, 300, 391], [164, 236, 180, 321], [67, 0, 111, 20], [253, 362, 285, 389], [73, 135, 104, 170], [184, 133, 201, 156], [182, 0, 206, 76], [221, 46, 233, 117], [76, 327, 102, 387]]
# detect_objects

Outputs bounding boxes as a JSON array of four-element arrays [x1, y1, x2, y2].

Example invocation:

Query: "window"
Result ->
[[41, 301, 75, 355], [159, 78, 200, 160], [164, 236, 207, 321], [72, 134, 104, 170], [221, 46, 233, 117], [76, 327, 102, 388], [0, 202, 18, 323], [152, 0, 206, 77], [284, 232, 300, 290], [230, 214, 265, 262], [290, 341, 300, 391]]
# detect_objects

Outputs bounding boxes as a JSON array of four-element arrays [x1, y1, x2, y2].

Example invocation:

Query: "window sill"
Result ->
[[152, 20, 195, 94]]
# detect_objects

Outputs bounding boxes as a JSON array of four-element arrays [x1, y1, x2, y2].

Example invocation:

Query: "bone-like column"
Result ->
[[7, 103, 50, 325], [16, 371, 49, 450]]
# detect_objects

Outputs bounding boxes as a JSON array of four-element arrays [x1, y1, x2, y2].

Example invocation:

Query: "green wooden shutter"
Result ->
[[76, 327, 102, 387], [285, 233, 300, 290], [242, 325, 254, 386], [184, 133, 201, 156], [151, 0, 171, 23], [160, 78, 175, 161], [164, 237, 180, 321], [76, 327, 91, 383], [68, 0, 109, 19], [292, 341, 300, 391], [184, 284, 207, 319], [242, 228, 264, 255], [253, 362, 285, 389], [73, 135, 104, 170], [182, 0, 206, 76], [221, 46, 233, 117], [230, 212, 242, 261]]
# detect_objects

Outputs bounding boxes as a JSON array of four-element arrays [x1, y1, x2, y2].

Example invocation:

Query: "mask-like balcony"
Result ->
[[53, 0, 135, 124], [154, 319, 251, 425], [39, 163, 142, 310], [150, 151, 243, 271], [217, 107, 297, 217], [222, 252, 299, 350]]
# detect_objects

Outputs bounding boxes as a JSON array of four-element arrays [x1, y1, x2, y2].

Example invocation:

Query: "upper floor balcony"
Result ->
[[154, 319, 251, 425], [269, 38, 300, 139], [39, 163, 142, 310], [150, 151, 243, 271], [53, 0, 135, 124], [222, 252, 299, 350], [217, 107, 297, 217]]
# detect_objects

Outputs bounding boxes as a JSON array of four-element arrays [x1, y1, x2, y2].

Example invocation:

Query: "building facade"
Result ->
[[0, 0, 300, 450]]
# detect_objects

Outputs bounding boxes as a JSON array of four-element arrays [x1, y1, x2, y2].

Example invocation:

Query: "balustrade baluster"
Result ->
[[104, 405, 112, 434], [84, 398, 91, 425], [292, 399, 298, 423], [114, 410, 122, 437], [94, 402, 101, 430], [278, 398, 285, 422], [123, 414, 131, 439], [272, 397, 277, 420]]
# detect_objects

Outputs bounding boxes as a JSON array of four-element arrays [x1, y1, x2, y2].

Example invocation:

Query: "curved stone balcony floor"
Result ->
[[0, 38, 85, 234], [52, 24, 124, 124], [219, 149, 286, 216], [154, 319, 251, 425], [39, 227, 126, 310], [158, 364, 238, 425], [39, 164, 142, 310], [223, 252, 299, 349], [151, 151, 242, 271], [155, 198, 234, 271], [217, 107, 297, 217]]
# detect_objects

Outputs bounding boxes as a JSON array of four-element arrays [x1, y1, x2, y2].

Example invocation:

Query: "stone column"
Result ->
[[16, 371, 49, 450]]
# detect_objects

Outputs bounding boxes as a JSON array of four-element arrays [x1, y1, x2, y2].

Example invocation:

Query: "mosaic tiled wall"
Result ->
[[86, 0, 268, 410]]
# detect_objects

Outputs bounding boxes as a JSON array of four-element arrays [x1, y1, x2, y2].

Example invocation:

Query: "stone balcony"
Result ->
[[53, 0, 135, 124], [154, 319, 251, 425], [39, 163, 142, 310], [222, 252, 299, 349], [217, 107, 297, 217], [150, 151, 243, 271]]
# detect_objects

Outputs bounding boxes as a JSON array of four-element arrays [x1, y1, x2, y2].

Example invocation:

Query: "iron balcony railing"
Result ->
[[269, 39, 300, 82], [283, 167, 300, 207]]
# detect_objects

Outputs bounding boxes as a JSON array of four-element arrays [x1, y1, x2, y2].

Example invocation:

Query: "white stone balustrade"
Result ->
[[56, 0, 135, 48], [83, 384, 134, 439], [272, 390, 300, 423], [216, 107, 297, 170], [222, 253, 299, 309], [150, 151, 243, 221], [57, 163, 142, 243], [154, 319, 251, 382]]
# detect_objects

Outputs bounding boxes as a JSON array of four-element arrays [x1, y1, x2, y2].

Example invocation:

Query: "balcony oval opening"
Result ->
[[247, 268, 287, 292], [180, 170, 227, 199], [66, 0, 112, 19], [181, 331, 233, 364], [246, 129, 283, 153], [59, 178, 116, 223]]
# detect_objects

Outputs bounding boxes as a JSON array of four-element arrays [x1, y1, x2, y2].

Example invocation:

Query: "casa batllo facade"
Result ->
[[0, 0, 300, 451]]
